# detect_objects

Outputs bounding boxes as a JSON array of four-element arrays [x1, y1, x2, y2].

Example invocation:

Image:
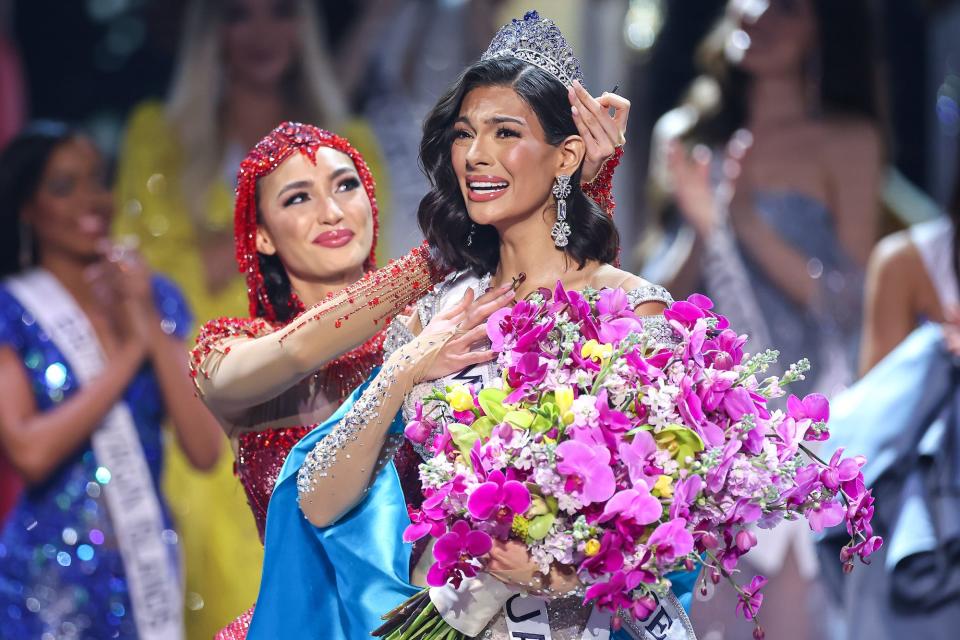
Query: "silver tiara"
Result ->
[[481, 10, 584, 88]]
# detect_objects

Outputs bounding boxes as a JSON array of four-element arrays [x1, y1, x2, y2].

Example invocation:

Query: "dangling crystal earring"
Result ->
[[466, 223, 476, 247], [550, 175, 572, 248]]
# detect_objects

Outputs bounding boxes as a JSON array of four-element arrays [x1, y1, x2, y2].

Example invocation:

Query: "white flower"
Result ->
[[571, 395, 599, 427]]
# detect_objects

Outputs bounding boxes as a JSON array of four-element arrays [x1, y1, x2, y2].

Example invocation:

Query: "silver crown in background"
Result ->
[[481, 10, 584, 88]]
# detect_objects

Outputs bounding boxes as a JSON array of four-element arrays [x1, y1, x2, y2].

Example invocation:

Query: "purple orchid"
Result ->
[[581, 531, 626, 576], [427, 520, 493, 587], [736, 575, 767, 620], [619, 430, 659, 489], [404, 401, 433, 444], [706, 438, 743, 493], [557, 440, 617, 504], [466, 470, 531, 525], [505, 352, 548, 403], [819, 449, 865, 492]]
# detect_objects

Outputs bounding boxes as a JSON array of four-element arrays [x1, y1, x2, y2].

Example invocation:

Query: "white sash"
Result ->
[[6, 269, 184, 640], [432, 576, 696, 639]]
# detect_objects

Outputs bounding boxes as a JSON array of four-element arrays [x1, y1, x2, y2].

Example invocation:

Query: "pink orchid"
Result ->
[[466, 470, 531, 524], [557, 440, 616, 504], [619, 430, 659, 489], [648, 518, 695, 564], [807, 499, 845, 533], [786, 393, 830, 441], [403, 495, 447, 542], [486, 307, 513, 352], [820, 449, 866, 492], [599, 487, 663, 526], [505, 352, 548, 402], [670, 475, 703, 520], [596, 390, 631, 434], [584, 570, 653, 617]]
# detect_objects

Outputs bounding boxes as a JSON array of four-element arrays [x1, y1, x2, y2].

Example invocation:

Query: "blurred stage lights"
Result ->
[[624, 0, 665, 53], [938, 72, 960, 136]]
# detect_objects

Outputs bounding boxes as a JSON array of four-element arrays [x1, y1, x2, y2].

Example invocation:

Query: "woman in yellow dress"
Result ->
[[112, 1, 389, 637]]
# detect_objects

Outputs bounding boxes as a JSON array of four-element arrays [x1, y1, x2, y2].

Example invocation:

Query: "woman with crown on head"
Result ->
[[188, 29, 630, 640], [248, 11, 695, 640]]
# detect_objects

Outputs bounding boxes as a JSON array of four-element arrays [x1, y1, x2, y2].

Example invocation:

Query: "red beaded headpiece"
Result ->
[[234, 122, 380, 322]]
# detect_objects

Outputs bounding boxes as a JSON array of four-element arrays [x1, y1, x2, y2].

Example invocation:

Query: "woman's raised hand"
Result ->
[[411, 283, 516, 384], [569, 80, 629, 182]]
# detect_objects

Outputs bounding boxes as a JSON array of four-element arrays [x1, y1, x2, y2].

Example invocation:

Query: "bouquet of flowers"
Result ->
[[374, 285, 880, 640]]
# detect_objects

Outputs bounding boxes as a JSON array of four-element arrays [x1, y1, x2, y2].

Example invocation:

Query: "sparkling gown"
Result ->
[[0, 276, 190, 640]]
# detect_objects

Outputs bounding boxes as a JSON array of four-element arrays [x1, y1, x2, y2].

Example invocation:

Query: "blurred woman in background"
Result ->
[[0, 123, 222, 638], [112, 1, 388, 635], [641, 1, 883, 638], [643, 0, 882, 396]]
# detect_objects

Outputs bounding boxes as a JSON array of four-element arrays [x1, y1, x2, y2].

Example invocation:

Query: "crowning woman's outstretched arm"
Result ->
[[190, 244, 446, 417], [297, 284, 516, 528]]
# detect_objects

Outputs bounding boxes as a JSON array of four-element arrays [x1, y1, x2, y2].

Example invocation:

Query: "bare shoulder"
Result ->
[[820, 116, 882, 160], [869, 230, 922, 280], [590, 265, 672, 315], [866, 229, 928, 300]]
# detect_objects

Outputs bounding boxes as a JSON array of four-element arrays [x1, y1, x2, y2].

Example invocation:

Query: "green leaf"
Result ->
[[478, 388, 509, 422], [545, 495, 559, 515], [654, 423, 705, 464], [504, 410, 534, 429], [471, 416, 496, 439], [447, 424, 480, 463], [626, 424, 653, 437], [527, 513, 556, 540]]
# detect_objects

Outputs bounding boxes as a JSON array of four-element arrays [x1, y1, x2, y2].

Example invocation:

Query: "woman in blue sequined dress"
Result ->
[[0, 124, 223, 639]]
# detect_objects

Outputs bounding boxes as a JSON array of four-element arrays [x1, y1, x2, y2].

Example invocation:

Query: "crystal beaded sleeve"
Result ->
[[189, 243, 447, 412], [295, 330, 450, 527]]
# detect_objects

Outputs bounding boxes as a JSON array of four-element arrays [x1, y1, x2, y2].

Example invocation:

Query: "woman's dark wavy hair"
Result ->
[[0, 122, 78, 279], [417, 56, 618, 277]]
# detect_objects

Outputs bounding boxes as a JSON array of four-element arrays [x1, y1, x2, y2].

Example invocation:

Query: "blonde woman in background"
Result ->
[[113, 0, 389, 637]]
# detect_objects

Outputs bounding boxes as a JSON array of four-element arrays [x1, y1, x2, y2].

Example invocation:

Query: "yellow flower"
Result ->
[[446, 385, 475, 412], [584, 539, 601, 557], [581, 339, 613, 362], [555, 386, 575, 425], [652, 475, 674, 498], [512, 515, 530, 539]]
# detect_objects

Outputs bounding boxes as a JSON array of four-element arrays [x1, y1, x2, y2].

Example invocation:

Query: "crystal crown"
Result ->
[[481, 10, 584, 88]]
